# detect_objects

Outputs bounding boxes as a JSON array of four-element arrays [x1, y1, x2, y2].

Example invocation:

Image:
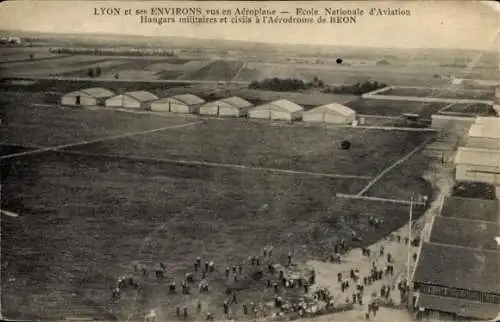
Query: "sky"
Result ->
[[0, 1, 498, 50]]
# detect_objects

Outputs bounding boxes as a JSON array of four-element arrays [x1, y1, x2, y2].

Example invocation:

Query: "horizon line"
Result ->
[[0, 28, 496, 53]]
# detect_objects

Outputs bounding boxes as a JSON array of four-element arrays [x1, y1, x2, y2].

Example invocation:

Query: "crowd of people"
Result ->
[[110, 228, 420, 321]]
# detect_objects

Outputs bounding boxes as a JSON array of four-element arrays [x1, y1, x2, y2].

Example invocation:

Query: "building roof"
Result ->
[[454, 147, 500, 167], [413, 242, 500, 294], [81, 87, 115, 98], [201, 100, 234, 110], [440, 196, 499, 223], [220, 96, 253, 109], [430, 216, 500, 251], [416, 294, 500, 320], [171, 94, 205, 106], [475, 116, 500, 126], [469, 124, 500, 139], [124, 91, 158, 102], [255, 99, 303, 113], [305, 103, 356, 117]]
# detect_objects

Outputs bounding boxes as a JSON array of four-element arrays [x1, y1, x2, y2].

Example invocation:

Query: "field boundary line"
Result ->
[[0, 121, 202, 161], [336, 193, 427, 206], [0, 54, 73, 65], [54, 150, 372, 180], [356, 137, 434, 197]]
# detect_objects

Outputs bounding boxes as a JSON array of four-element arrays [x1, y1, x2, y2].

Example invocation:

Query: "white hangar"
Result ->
[[199, 96, 253, 117], [248, 99, 304, 121], [454, 147, 500, 186], [61, 87, 115, 107], [150, 94, 205, 114], [105, 91, 159, 110], [302, 103, 356, 124], [466, 122, 500, 150]]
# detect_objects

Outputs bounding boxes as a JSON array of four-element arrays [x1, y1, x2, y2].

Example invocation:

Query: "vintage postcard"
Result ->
[[0, 1, 499, 321]]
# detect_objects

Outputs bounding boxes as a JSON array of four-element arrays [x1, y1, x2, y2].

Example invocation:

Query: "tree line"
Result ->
[[322, 81, 388, 95], [249, 77, 387, 95], [48, 47, 177, 57]]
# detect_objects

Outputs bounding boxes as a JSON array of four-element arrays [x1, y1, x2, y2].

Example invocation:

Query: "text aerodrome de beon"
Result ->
[[93, 6, 412, 25]]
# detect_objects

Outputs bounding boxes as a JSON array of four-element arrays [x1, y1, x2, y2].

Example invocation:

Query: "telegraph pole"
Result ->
[[406, 195, 414, 309], [407, 194, 428, 310]]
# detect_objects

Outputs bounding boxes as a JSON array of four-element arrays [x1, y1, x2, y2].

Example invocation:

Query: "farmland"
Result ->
[[1, 45, 498, 88], [1, 95, 435, 320], [0, 46, 68, 63]]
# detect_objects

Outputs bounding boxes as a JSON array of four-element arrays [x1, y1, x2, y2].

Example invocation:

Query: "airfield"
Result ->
[[0, 42, 497, 321]]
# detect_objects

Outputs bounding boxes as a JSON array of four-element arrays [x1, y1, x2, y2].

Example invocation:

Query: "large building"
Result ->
[[454, 147, 500, 186], [302, 103, 356, 124], [199, 96, 253, 117], [413, 242, 500, 320], [428, 216, 499, 250], [150, 94, 205, 114], [61, 87, 115, 107], [105, 91, 158, 110], [466, 122, 500, 150], [248, 99, 303, 121], [412, 194, 500, 321]]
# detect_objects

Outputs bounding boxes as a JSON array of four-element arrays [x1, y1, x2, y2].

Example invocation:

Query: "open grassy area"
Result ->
[[0, 93, 189, 147], [69, 118, 433, 177], [1, 149, 429, 320], [1, 89, 435, 320], [346, 99, 448, 117]]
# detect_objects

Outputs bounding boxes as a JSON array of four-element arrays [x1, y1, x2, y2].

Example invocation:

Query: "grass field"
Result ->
[[1, 96, 434, 320], [1, 151, 427, 321], [377, 87, 494, 100], [0, 93, 188, 147], [68, 118, 433, 177], [346, 99, 449, 117]]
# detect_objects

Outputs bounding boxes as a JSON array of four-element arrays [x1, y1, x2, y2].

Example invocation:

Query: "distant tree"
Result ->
[[318, 80, 325, 88], [376, 59, 390, 65], [336, 58, 343, 65], [87, 68, 94, 78], [29, 53, 34, 60], [95, 66, 101, 77]]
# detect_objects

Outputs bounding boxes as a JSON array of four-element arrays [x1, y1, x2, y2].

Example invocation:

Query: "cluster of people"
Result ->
[[124, 227, 421, 321], [125, 245, 320, 321], [112, 274, 139, 301]]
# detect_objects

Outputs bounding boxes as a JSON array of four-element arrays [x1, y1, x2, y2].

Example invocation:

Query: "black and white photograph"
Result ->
[[0, 1, 499, 321]]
